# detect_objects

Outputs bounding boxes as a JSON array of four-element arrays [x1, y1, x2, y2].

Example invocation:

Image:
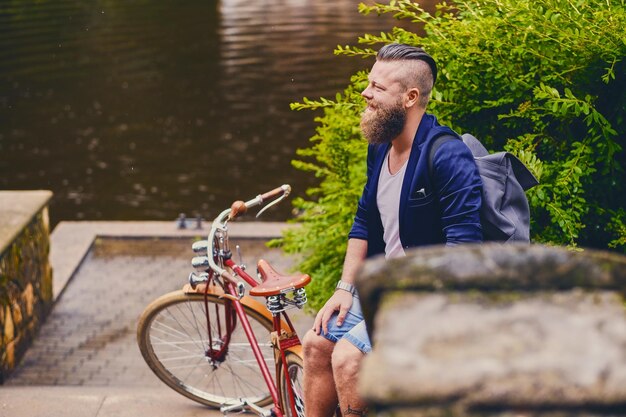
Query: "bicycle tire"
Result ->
[[279, 351, 305, 417], [137, 290, 275, 408]]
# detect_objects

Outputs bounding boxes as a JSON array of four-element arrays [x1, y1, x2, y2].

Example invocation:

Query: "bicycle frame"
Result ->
[[190, 185, 303, 417], [222, 260, 301, 417]]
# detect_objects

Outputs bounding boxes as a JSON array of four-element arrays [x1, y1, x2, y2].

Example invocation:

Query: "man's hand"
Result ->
[[311, 239, 366, 337], [313, 289, 353, 336]]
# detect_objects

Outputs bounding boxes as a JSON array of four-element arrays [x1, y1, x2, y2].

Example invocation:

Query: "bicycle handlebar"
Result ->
[[259, 184, 290, 202], [228, 184, 291, 221], [206, 185, 292, 281]]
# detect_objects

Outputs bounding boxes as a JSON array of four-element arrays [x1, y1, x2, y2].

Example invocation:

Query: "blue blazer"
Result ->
[[349, 114, 483, 258]]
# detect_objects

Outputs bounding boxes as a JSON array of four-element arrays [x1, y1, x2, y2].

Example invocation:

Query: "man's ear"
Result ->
[[405, 88, 420, 109]]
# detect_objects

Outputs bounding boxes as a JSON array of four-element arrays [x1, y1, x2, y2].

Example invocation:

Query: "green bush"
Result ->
[[274, 0, 626, 311]]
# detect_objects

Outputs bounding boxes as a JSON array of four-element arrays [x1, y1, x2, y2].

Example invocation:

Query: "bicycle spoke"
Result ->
[[149, 339, 209, 346], [151, 319, 194, 341], [156, 308, 204, 354], [222, 360, 269, 396], [171, 302, 207, 352], [155, 353, 207, 363], [150, 335, 201, 354], [161, 362, 211, 371], [182, 299, 211, 351]]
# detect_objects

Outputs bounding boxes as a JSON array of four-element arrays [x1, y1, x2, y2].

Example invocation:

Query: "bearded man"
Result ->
[[301, 43, 483, 416]]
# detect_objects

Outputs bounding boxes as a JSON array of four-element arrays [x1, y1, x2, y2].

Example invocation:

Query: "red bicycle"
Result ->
[[137, 185, 309, 416]]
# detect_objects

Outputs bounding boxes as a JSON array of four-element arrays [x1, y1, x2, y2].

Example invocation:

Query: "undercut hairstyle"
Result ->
[[376, 43, 437, 109]]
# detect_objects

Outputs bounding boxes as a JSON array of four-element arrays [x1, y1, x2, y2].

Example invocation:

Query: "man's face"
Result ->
[[360, 61, 407, 145]]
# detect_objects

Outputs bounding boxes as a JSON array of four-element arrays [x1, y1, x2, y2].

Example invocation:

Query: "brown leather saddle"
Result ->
[[249, 259, 311, 297]]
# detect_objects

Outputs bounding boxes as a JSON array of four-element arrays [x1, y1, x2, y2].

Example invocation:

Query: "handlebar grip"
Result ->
[[260, 185, 289, 202], [228, 200, 247, 220]]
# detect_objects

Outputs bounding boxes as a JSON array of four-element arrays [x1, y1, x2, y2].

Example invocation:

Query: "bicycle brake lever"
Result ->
[[255, 191, 289, 218]]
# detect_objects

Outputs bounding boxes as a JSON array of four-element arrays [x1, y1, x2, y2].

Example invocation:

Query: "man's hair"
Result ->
[[376, 43, 437, 108]]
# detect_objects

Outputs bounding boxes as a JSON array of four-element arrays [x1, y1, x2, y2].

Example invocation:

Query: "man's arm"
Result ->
[[431, 140, 483, 244], [313, 238, 368, 335]]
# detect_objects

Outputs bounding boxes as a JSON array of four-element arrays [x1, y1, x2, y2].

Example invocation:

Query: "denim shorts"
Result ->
[[320, 295, 372, 353]]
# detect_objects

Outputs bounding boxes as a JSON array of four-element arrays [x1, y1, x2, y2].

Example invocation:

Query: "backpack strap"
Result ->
[[428, 134, 459, 178]]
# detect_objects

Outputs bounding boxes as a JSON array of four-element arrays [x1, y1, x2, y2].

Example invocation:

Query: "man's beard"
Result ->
[[360, 99, 407, 145]]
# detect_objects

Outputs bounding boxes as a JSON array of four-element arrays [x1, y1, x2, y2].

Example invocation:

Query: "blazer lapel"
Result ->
[[398, 114, 439, 245], [398, 133, 422, 241]]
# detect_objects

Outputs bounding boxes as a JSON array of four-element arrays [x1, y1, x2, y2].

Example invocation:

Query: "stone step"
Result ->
[[0, 385, 223, 417]]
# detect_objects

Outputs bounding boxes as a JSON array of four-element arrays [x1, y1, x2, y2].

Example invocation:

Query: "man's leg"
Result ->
[[331, 339, 368, 416], [302, 329, 338, 417]]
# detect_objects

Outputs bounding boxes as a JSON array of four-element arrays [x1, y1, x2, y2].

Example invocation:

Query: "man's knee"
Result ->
[[302, 329, 334, 363], [331, 339, 363, 378]]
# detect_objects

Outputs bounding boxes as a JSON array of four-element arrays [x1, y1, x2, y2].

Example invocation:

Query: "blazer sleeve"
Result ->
[[431, 139, 483, 245], [348, 144, 378, 241]]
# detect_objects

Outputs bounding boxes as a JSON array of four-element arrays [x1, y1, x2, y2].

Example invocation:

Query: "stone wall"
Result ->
[[0, 191, 53, 383], [356, 244, 626, 416]]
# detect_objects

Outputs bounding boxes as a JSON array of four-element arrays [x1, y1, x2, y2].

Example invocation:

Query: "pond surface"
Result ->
[[0, 0, 430, 225]]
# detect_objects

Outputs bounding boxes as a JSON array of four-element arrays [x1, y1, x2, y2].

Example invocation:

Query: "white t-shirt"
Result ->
[[377, 150, 407, 259]]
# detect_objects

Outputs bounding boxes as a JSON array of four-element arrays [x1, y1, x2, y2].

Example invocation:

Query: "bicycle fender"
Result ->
[[285, 343, 302, 358]]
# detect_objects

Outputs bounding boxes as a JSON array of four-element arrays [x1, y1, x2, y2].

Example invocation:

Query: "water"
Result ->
[[0, 0, 431, 225]]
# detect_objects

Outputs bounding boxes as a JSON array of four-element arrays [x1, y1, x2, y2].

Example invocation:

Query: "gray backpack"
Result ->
[[429, 133, 539, 242]]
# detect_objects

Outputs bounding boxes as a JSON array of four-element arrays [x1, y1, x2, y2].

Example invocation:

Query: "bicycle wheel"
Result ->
[[279, 351, 305, 417], [137, 290, 274, 408]]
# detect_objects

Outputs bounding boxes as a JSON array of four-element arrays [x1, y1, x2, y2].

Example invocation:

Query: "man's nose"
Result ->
[[361, 86, 372, 99]]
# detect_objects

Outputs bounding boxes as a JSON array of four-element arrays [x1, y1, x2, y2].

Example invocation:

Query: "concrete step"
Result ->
[[0, 385, 223, 417]]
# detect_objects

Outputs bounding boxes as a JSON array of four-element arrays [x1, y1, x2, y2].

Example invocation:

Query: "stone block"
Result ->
[[22, 283, 34, 317], [3, 307, 13, 344], [356, 244, 626, 416], [0, 190, 53, 382]]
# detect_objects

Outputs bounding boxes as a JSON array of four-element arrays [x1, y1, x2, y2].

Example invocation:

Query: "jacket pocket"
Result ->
[[408, 192, 436, 208], [404, 192, 443, 245]]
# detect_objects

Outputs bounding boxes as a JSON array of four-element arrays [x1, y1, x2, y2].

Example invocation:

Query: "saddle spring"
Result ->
[[265, 288, 308, 314]]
